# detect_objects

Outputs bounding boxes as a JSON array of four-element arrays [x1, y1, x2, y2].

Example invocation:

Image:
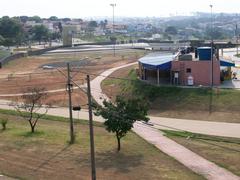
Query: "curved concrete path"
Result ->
[[88, 62, 240, 180], [133, 122, 240, 180]]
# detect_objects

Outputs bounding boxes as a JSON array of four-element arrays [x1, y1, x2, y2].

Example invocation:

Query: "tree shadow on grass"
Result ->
[[95, 150, 143, 173]]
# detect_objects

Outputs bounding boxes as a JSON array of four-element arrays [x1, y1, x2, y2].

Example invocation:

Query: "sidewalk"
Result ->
[[89, 62, 240, 179], [133, 122, 240, 180]]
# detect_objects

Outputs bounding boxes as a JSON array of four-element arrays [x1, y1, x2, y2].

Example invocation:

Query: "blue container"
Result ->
[[197, 47, 213, 61]]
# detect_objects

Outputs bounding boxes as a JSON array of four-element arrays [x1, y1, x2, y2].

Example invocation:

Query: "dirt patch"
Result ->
[[0, 50, 144, 107]]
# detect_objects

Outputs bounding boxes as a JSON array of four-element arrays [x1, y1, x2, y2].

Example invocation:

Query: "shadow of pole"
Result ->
[[209, 88, 213, 114], [33, 144, 71, 172]]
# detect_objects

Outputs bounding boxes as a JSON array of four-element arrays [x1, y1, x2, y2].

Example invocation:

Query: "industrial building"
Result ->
[[138, 47, 235, 86]]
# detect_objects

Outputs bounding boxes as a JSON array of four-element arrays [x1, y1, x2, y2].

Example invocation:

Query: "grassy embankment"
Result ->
[[0, 109, 204, 180], [163, 130, 240, 176], [102, 66, 240, 123]]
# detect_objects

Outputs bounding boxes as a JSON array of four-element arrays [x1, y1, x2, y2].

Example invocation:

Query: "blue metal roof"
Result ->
[[220, 59, 235, 67], [139, 53, 175, 70]]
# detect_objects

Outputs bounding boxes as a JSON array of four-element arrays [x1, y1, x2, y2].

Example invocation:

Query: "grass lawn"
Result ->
[[102, 66, 240, 123], [0, 50, 10, 59], [163, 130, 240, 176], [0, 112, 204, 180], [234, 54, 240, 58]]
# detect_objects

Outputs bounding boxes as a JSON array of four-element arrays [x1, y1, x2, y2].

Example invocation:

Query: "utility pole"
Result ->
[[210, 4, 214, 88], [86, 75, 96, 180], [67, 63, 75, 144], [110, 3, 116, 57]]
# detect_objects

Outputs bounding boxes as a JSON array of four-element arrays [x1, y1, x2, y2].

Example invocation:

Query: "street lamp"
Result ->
[[210, 4, 214, 87], [110, 3, 116, 57], [236, 24, 239, 55]]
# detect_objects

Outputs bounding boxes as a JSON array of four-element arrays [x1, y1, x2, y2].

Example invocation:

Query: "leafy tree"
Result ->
[[94, 96, 149, 151], [165, 26, 178, 35], [205, 26, 227, 40], [61, 18, 71, 22], [58, 22, 63, 33], [0, 16, 24, 47], [87, 21, 98, 32], [110, 36, 117, 43], [49, 16, 58, 21], [14, 87, 50, 133], [29, 16, 42, 23], [31, 25, 49, 44], [100, 19, 108, 29], [19, 16, 29, 23], [0, 35, 4, 45]]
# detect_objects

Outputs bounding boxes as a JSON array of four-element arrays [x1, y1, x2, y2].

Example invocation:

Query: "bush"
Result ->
[[1, 118, 8, 130]]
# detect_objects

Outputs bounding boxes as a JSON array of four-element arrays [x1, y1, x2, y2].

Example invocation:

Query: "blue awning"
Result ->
[[139, 53, 175, 70], [220, 59, 235, 67]]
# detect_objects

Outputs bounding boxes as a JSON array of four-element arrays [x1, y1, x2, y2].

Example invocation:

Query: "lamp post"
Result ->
[[236, 24, 239, 55], [110, 3, 116, 57], [210, 4, 213, 87]]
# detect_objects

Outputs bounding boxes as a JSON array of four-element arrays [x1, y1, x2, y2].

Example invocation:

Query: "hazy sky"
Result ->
[[1, 0, 240, 18]]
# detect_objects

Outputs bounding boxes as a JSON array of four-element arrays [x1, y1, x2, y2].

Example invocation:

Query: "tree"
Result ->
[[19, 16, 29, 23], [0, 16, 24, 47], [49, 16, 58, 21], [165, 26, 178, 35], [58, 22, 63, 33], [31, 25, 49, 44], [110, 36, 117, 43], [94, 96, 149, 151], [29, 16, 42, 23], [61, 18, 71, 22], [87, 21, 98, 32], [0, 35, 4, 45], [205, 26, 226, 40], [14, 87, 50, 133]]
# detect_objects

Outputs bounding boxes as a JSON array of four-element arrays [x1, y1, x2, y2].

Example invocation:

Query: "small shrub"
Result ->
[[1, 118, 8, 130]]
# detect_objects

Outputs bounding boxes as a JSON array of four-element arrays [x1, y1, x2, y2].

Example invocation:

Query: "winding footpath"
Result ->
[[89, 62, 240, 180]]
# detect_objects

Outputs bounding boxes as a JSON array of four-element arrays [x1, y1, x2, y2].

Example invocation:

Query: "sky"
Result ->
[[1, 0, 240, 18]]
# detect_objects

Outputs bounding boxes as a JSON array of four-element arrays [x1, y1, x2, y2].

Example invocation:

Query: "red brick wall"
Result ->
[[171, 60, 220, 86]]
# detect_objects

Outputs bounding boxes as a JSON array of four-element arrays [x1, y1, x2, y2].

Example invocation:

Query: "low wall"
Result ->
[[0, 46, 66, 68], [0, 53, 27, 68]]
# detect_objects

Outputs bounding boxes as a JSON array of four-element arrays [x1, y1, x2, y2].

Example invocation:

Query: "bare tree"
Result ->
[[14, 87, 50, 133]]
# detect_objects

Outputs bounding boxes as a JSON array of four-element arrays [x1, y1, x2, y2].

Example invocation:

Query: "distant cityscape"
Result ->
[[1, 12, 240, 48]]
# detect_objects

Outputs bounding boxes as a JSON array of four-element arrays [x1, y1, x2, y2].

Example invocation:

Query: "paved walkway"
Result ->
[[133, 122, 240, 180], [1, 99, 240, 138], [89, 62, 240, 180]]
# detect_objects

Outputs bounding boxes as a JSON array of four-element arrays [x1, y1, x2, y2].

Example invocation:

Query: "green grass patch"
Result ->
[[163, 130, 240, 176], [234, 54, 240, 58], [0, 113, 204, 179], [105, 68, 240, 112], [0, 108, 103, 127], [0, 50, 10, 59], [162, 130, 240, 145]]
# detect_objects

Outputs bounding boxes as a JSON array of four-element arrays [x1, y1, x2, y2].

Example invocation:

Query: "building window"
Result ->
[[186, 68, 191, 73]]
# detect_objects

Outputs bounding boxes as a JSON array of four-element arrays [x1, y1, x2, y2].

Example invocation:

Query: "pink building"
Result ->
[[138, 47, 235, 87], [171, 59, 220, 86]]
